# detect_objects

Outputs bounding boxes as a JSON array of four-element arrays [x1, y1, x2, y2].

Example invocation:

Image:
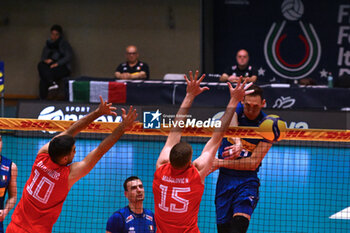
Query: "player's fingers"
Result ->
[[127, 109, 137, 123], [242, 78, 249, 87], [227, 82, 233, 90], [194, 70, 199, 81], [222, 149, 234, 157], [189, 70, 194, 82], [198, 73, 206, 83], [201, 87, 209, 92], [236, 76, 243, 89], [184, 74, 190, 84], [244, 82, 253, 90], [229, 149, 233, 155], [132, 111, 138, 121], [129, 106, 137, 119], [127, 106, 134, 116], [245, 89, 255, 95], [121, 108, 126, 116], [106, 101, 114, 107], [99, 95, 103, 104]]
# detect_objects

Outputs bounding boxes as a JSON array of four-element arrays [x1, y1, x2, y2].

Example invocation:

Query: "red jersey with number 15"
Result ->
[[153, 163, 204, 233], [8, 153, 70, 233]]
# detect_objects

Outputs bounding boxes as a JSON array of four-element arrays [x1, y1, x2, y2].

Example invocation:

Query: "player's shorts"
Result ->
[[215, 172, 260, 224]]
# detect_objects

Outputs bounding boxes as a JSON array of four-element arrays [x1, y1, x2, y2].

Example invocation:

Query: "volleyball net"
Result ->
[[1, 118, 349, 233]]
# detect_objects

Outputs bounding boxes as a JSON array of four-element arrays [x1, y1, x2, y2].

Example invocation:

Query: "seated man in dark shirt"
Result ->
[[220, 49, 257, 83], [114, 45, 150, 80], [38, 24, 73, 99]]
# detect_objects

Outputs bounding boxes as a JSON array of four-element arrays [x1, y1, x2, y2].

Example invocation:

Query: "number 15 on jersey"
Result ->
[[158, 184, 190, 214]]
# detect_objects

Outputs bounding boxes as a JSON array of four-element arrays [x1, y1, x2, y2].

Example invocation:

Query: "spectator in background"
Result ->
[[38, 24, 73, 100], [106, 176, 156, 233], [114, 45, 150, 80], [220, 49, 257, 83]]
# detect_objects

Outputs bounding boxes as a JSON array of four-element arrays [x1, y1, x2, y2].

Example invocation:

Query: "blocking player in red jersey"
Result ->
[[6, 97, 137, 233], [153, 71, 253, 232]]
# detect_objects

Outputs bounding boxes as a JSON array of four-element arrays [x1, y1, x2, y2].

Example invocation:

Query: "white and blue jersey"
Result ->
[[0, 155, 12, 233], [106, 206, 156, 233], [215, 102, 267, 224]]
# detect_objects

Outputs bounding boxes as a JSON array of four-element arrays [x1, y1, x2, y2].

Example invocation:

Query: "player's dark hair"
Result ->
[[169, 142, 193, 169], [123, 176, 141, 191], [50, 24, 63, 35], [247, 84, 264, 99], [48, 135, 75, 164]]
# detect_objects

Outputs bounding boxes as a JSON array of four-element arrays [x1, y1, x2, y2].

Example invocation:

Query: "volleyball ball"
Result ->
[[258, 115, 287, 142], [281, 0, 304, 21]]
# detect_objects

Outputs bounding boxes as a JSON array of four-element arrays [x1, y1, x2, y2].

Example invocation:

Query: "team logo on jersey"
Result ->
[[143, 110, 161, 129], [149, 225, 154, 231], [125, 215, 134, 223], [264, 0, 321, 80], [1, 165, 9, 172]]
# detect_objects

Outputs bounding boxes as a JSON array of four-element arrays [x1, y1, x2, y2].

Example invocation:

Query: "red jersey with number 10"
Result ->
[[8, 153, 70, 233], [153, 163, 204, 233]]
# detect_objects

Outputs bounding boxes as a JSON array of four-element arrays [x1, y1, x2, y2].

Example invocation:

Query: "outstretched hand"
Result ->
[[96, 96, 117, 116], [227, 77, 254, 102], [121, 106, 138, 130], [184, 70, 209, 97]]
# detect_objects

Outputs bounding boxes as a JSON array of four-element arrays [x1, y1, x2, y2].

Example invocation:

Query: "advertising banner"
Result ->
[[17, 101, 349, 130]]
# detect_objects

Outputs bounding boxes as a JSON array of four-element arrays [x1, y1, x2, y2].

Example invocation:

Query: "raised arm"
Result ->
[[38, 96, 117, 154], [68, 106, 137, 188], [156, 71, 209, 169], [193, 79, 253, 183]]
